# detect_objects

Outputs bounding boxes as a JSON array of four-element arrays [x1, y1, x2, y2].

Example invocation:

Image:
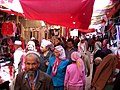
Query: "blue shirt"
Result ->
[[25, 70, 39, 87], [46, 56, 69, 86]]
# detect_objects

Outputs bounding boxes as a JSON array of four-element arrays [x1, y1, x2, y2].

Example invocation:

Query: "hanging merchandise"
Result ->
[[1, 21, 14, 36], [116, 25, 120, 43]]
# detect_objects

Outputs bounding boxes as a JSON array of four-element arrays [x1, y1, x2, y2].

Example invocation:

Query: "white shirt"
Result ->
[[13, 47, 23, 76]]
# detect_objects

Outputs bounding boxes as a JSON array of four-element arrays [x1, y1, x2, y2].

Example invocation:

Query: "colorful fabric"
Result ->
[[1, 22, 14, 36], [52, 58, 60, 76]]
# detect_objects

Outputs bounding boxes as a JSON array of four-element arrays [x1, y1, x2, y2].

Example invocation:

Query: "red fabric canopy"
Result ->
[[20, 0, 95, 29], [78, 28, 96, 33]]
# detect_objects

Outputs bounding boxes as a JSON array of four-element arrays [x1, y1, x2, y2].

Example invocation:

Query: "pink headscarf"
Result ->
[[71, 51, 82, 68]]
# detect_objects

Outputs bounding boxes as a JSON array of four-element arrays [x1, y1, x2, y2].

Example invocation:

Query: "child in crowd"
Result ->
[[64, 51, 85, 90]]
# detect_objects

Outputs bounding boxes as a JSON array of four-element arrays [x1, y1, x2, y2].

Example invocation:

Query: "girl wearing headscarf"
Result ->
[[39, 39, 54, 72], [46, 45, 69, 90], [64, 51, 85, 90]]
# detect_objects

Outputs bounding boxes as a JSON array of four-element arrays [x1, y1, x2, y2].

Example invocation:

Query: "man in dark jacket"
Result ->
[[14, 51, 53, 90]]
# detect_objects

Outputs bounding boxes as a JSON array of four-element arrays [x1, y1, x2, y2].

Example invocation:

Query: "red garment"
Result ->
[[52, 58, 60, 76], [21, 40, 25, 49], [116, 51, 120, 69], [1, 22, 14, 36]]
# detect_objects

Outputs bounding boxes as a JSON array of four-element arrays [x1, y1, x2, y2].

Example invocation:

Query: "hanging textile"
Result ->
[[1, 22, 14, 36], [20, 0, 95, 29]]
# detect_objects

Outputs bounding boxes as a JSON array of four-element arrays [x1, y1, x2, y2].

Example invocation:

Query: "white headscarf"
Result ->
[[26, 41, 36, 51], [55, 45, 66, 59], [41, 39, 52, 48]]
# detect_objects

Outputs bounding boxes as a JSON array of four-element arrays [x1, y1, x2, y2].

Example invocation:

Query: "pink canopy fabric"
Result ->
[[20, 0, 95, 29], [78, 28, 96, 33]]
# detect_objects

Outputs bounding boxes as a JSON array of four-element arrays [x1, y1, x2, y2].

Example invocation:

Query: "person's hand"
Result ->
[[46, 61, 49, 66]]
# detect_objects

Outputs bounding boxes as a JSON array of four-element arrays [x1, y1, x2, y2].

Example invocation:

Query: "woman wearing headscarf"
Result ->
[[64, 51, 85, 90], [92, 39, 103, 81], [39, 39, 54, 72], [46, 45, 69, 90]]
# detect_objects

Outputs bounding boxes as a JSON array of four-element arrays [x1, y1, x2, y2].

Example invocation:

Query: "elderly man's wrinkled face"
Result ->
[[25, 54, 39, 76]]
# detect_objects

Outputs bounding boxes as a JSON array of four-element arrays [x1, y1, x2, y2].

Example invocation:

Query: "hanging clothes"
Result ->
[[1, 22, 14, 36]]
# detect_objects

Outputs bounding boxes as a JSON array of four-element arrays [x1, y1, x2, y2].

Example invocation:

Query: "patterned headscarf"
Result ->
[[71, 51, 82, 68], [26, 41, 36, 51], [54, 45, 66, 59]]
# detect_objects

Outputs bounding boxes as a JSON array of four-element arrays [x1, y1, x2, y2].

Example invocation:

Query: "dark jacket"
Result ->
[[14, 70, 54, 90], [113, 71, 120, 90]]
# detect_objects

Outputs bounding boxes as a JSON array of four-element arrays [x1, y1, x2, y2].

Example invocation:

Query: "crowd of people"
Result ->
[[0, 35, 120, 90]]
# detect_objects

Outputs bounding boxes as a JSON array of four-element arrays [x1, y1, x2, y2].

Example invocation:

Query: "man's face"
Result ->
[[67, 41, 73, 48], [25, 55, 39, 74], [102, 40, 106, 46], [81, 39, 84, 43], [54, 39, 60, 46]]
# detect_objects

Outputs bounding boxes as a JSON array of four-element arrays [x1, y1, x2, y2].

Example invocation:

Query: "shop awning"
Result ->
[[20, 0, 95, 29], [0, 0, 23, 13], [78, 28, 96, 33], [0, 8, 24, 17]]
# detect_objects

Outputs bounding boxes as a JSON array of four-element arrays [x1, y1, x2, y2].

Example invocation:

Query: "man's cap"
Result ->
[[14, 40, 22, 45]]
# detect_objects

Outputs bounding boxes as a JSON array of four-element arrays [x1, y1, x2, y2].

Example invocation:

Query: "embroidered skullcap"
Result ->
[[25, 51, 40, 62], [55, 45, 66, 59], [31, 37, 35, 40], [14, 40, 22, 45]]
